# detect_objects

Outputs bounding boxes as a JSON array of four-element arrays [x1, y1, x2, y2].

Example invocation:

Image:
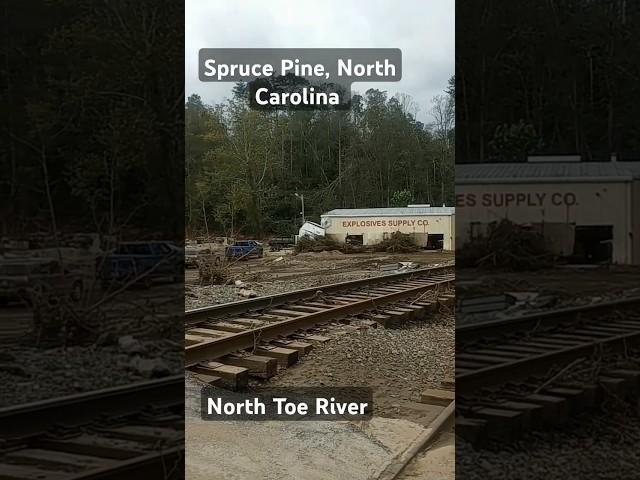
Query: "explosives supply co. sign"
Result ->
[[341, 219, 431, 228], [456, 192, 579, 208]]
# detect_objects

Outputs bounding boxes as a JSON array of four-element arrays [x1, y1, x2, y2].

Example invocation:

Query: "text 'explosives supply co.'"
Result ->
[[198, 48, 402, 108]]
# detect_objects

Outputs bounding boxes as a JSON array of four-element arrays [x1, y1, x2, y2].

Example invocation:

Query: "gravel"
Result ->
[[185, 251, 455, 310], [185, 271, 385, 309], [0, 283, 183, 408], [0, 340, 182, 407], [259, 314, 455, 421], [456, 402, 640, 479]]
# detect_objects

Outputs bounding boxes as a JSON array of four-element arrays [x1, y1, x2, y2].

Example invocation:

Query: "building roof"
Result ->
[[456, 161, 640, 184], [322, 206, 455, 217]]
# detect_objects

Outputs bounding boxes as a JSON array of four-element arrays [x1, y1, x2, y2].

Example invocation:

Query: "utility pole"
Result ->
[[294, 193, 305, 224]]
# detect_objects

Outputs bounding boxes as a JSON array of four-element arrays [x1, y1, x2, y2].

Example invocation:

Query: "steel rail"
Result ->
[[0, 375, 184, 438], [457, 329, 640, 393], [186, 273, 454, 366], [456, 295, 640, 345], [185, 265, 453, 325]]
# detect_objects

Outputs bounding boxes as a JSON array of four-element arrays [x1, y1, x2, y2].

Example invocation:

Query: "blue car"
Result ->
[[224, 240, 264, 260], [101, 241, 183, 288]]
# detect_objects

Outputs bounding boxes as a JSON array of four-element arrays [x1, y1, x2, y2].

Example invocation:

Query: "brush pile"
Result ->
[[294, 236, 341, 253], [458, 219, 553, 270], [197, 256, 229, 284], [374, 231, 419, 253]]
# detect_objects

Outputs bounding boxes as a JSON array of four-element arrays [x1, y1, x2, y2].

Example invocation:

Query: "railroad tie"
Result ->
[[191, 362, 249, 390], [419, 389, 454, 406], [271, 340, 313, 355], [254, 346, 299, 367], [222, 354, 278, 379]]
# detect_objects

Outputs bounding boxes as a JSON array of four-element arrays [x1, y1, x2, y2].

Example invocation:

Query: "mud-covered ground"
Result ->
[[457, 265, 640, 325], [186, 249, 454, 309], [0, 281, 183, 407], [185, 251, 455, 479]]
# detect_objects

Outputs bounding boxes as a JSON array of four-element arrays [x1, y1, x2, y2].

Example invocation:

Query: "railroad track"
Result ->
[[456, 296, 640, 443], [0, 376, 184, 479], [185, 266, 454, 384]]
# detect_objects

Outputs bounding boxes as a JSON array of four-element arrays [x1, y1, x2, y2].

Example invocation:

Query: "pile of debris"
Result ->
[[197, 256, 229, 284], [458, 219, 553, 270], [294, 236, 341, 253], [374, 232, 419, 253]]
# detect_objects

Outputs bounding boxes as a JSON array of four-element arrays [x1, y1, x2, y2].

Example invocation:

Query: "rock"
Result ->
[[234, 280, 246, 287], [129, 357, 171, 378], [0, 364, 29, 377], [239, 288, 257, 298], [96, 332, 116, 346], [0, 352, 16, 362], [118, 335, 144, 354]]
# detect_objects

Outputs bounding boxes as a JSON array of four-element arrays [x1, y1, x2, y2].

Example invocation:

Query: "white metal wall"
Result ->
[[456, 181, 637, 264], [322, 214, 455, 250]]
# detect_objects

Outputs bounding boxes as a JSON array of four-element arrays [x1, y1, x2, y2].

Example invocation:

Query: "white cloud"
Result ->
[[186, 0, 454, 122]]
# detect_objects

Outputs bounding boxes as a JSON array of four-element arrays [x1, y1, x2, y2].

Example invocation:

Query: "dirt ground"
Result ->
[[399, 432, 454, 480], [258, 314, 454, 423], [185, 250, 455, 479], [458, 265, 640, 298], [0, 281, 183, 407], [186, 249, 454, 309]]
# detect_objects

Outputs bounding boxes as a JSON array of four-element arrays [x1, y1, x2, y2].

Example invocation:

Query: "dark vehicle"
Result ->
[[101, 241, 183, 288], [0, 259, 84, 306], [224, 240, 263, 259], [268, 237, 295, 251]]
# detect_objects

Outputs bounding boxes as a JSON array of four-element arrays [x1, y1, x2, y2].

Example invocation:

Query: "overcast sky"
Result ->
[[185, 0, 454, 122]]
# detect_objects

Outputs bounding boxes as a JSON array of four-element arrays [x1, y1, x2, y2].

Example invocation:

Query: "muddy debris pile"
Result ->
[[197, 256, 230, 284], [294, 236, 342, 254], [373, 232, 419, 253], [458, 219, 553, 271]]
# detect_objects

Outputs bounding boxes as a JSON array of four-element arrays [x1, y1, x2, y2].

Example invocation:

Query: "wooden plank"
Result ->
[[468, 348, 527, 360], [193, 373, 224, 387], [368, 314, 391, 327], [189, 327, 232, 337], [419, 389, 454, 406], [455, 360, 488, 369], [271, 340, 313, 355], [232, 318, 270, 327], [456, 353, 506, 364], [402, 304, 425, 319], [255, 346, 299, 367], [7, 449, 115, 469], [208, 322, 251, 333], [470, 408, 523, 441], [269, 309, 307, 317], [98, 425, 183, 443], [0, 463, 69, 480], [36, 435, 143, 460], [185, 334, 211, 345], [297, 334, 331, 343], [222, 354, 278, 378], [303, 302, 339, 308], [192, 363, 249, 389], [488, 344, 547, 354], [283, 305, 330, 313]]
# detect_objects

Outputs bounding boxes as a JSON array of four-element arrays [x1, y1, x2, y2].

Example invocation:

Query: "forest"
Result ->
[[457, 0, 640, 163], [186, 78, 454, 238], [1, 1, 184, 238]]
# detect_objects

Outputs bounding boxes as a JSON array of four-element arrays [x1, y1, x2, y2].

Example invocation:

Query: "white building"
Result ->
[[456, 160, 640, 264], [320, 205, 455, 250]]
